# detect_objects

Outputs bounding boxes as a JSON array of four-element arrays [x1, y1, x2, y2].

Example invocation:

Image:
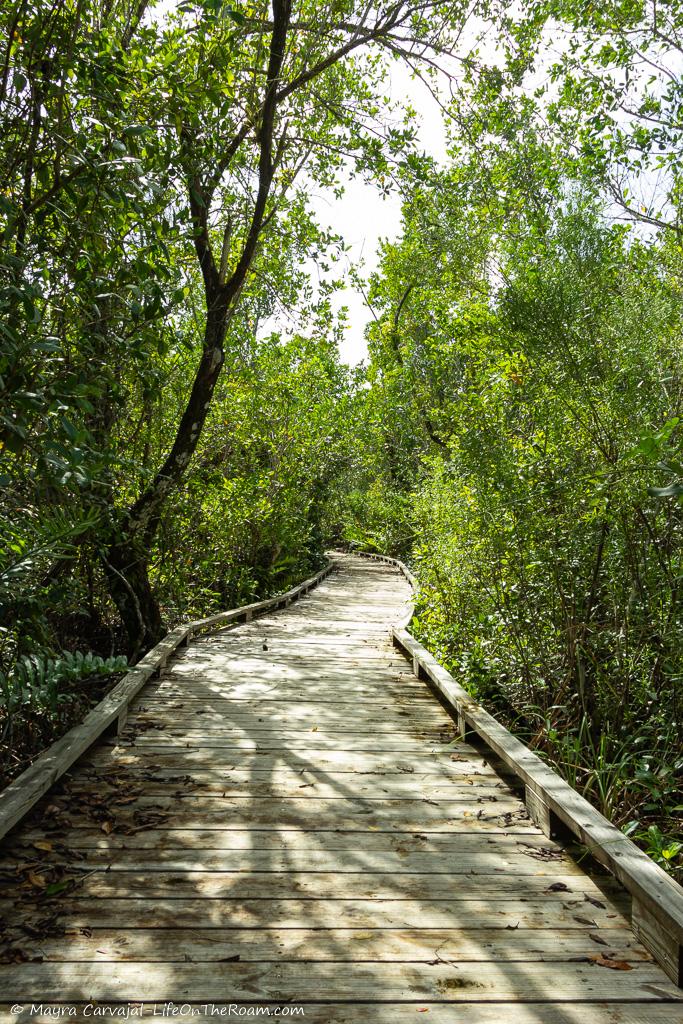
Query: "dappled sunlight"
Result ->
[[0, 557, 679, 1020]]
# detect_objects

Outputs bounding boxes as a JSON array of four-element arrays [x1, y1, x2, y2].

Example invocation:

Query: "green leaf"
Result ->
[[647, 483, 683, 498]]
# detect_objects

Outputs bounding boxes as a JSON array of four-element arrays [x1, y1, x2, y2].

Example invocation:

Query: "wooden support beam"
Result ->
[[633, 899, 683, 987]]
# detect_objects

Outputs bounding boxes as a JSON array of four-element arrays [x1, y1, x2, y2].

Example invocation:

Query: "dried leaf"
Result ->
[[32, 841, 53, 853], [589, 932, 608, 946], [591, 954, 633, 971]]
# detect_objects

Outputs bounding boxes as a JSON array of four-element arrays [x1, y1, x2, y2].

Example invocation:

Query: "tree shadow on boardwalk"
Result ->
[[0, 559, 679, 1022]]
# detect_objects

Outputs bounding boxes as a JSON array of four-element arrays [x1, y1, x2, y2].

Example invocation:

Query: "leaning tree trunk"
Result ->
[[101, 309, 227, 660], [100, 0, 290, 657], [103, 537, 165, 659]]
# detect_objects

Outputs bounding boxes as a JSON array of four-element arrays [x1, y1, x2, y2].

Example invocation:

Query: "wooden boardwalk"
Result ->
[[0, 554, 681, 1021]]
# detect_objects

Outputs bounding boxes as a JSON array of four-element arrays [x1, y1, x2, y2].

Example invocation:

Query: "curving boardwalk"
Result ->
[[0, 554, 681, 1021]]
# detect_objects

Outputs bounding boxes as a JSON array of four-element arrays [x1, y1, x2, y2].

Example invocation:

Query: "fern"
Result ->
[[0, 651, 128, 717]]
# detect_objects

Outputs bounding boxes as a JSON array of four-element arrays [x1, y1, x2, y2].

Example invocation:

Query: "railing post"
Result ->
[[633, 900, 683, 987]]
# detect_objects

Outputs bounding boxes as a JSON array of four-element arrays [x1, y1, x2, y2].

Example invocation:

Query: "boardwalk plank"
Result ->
[[5, 869, 621, 900], [0, 926, 640, 962], [0, 962, 679, 1002], [0, 842, 593, 873], [0, 895, 633, 929]]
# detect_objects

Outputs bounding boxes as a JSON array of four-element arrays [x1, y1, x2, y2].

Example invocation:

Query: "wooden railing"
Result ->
[[357, 549, 683, 988], [0, 560, 334, 844]]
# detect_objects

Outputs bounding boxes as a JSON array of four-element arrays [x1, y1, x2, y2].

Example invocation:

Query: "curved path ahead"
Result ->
[[0, 554, 681, 1021]]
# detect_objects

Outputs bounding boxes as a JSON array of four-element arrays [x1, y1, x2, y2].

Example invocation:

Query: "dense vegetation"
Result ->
[[1, 0, 682, 872]]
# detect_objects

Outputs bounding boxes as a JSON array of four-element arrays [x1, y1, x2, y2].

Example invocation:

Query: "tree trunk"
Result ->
[[103, 539, 164, 660], [99, 0, 291, 657]]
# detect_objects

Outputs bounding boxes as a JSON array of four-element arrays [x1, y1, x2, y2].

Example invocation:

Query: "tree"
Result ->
[[1, 0, 496, 655]]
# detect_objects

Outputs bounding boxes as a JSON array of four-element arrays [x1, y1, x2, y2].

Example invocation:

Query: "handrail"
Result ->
[[357, 548, 683, 987], [0, 559, 334, 844]]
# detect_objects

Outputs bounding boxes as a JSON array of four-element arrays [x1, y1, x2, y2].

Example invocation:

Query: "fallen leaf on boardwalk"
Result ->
[[585, 894, 606, 909], [32, 841, 53, 853], [589, 932, 609, 946], [101, 820, 114, 835], [573, 916, 597, 927], [546, 882, 570, 893], [26, 871, 47, 888], [591, 954, 633, 971], [45, 879, 73, 897]]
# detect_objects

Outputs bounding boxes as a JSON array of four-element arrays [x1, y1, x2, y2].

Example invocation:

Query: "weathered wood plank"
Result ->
[[125, 708, 449, 728], [13, 828, 565, 855], [81, 748, 489, 774], [0, 927, 640, 963], [141, 691, 436, 706], [119, 721, 455, 740], [0, 961, 678, 1003], [0, 895, 631, 930], [58, 774, 508, 799], [104, 736, 468, 752], [25, 793, 530, 831], [110, 737, 459, 755], [1, 840, 588, 874], [6, 869, 621, 901]]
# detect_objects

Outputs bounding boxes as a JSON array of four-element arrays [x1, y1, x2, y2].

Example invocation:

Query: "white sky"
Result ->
[[314, 64, 449, 366]]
